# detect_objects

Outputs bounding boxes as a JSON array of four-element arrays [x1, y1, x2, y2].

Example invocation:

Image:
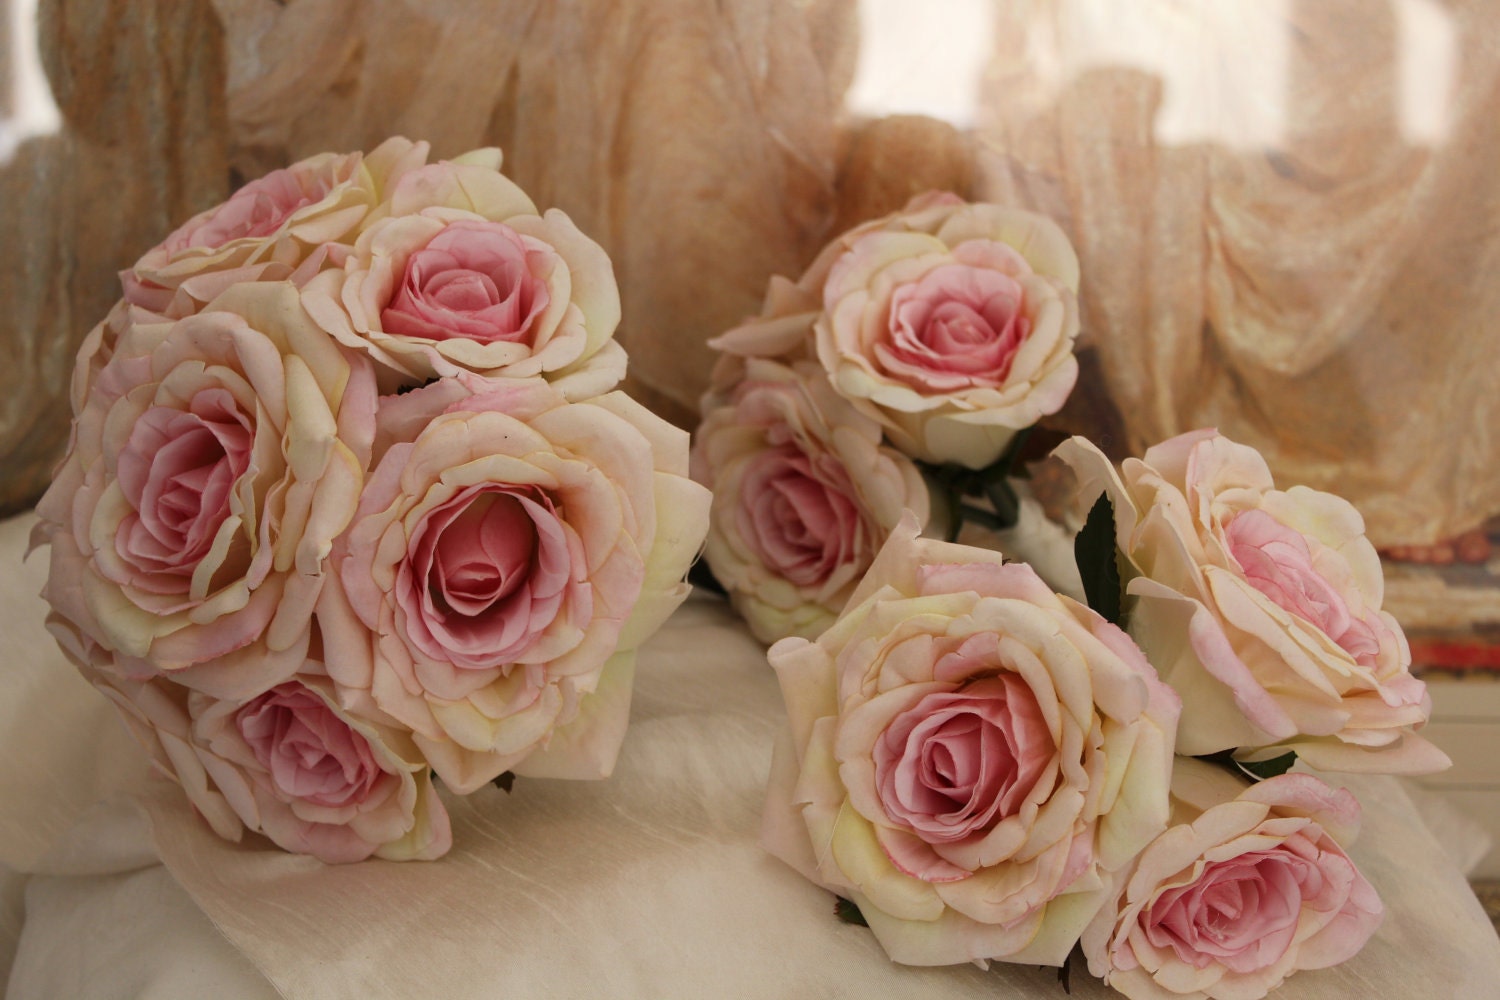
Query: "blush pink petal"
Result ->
[[873, 675, 1055, 846], [381, 220, 553, 346], [877, 263, 1031, 391], [397, 483, 578, 671]]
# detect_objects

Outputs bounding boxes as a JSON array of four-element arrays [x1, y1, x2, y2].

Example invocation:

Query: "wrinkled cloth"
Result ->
[[2, 511, 1497, 998]]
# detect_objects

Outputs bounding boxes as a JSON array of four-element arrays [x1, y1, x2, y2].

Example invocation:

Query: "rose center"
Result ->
[[400, 482, 579, 670], [113, 389, 253, 588], [1144, 848, 1307, 973], [1226, 509, 1380, 662], [430, 492, 536, 614], [876, 260, 1031, 391], [236, 683, 383, 809], [737, 445, 862, 589], [382, 220, 552, 345], [239, 184, 319, 240], [167, 165, 331, 252], [873, 669, 1053, 845]]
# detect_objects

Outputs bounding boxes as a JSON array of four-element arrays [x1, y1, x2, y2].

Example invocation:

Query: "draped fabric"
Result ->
[[977, 0, 1500, 546]]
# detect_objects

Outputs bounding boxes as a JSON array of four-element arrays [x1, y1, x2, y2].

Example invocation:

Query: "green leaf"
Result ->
[[1237, 751, 1297, 780], [981, 475, 1021, 531], [686, 556, 727, 597], [1193, 748, 1299, 782], [1074, 493, 1123, 626], [833, 896, 868, 927], [1054, 942, 1084, 995], [920, 428, 1037, 540]]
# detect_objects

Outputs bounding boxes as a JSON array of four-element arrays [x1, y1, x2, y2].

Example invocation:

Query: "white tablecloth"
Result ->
[[3, 512, 1498, 998]]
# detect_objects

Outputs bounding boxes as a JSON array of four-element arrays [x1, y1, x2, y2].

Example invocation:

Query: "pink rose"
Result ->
[[80, 656, 450, 863], [762, 517, 1180, 967], [124, 137, 433, 319], [33, 282, 376, 700], [691, 357, 931, 643], [320, 375, 709, 793], [301, 152, 624, 398], [812, 195, 1079, 468], [1082, 759, 1382, 999], [706, 192, 1080, 469], [1054, 431, 1447, 774]]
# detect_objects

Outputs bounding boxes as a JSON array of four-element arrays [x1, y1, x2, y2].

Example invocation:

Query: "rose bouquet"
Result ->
[[756, 376, 1448, 990], [32, 138, 710, 862], [692, 192, 1084, 645]]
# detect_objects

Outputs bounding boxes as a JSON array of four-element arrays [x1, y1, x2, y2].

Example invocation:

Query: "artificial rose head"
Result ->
[[33, 282, 376, 700], [124, 137, 433, 319], [301, 151, 624, 398], [762, 517, 1180, 967], [1082, 758, 1382, 999], [811, 194, 1081, 468], [320, 375, 709, 793], [83, 661, 451, 863], [692, 357, 931, 643], [1054, 432, 1448, 775]]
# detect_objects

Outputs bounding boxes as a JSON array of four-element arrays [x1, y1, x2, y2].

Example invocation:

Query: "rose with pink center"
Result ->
[[1055, 431, 1445, 774], [124, 137, 432, 319], [692, 358, 929, 644], [812, 196, 1081, 468], [33, 282, 375, 700], [1144, 849, 1305, 973], [321, 375, 708, 793], [301, 155, 624, 398], [164, 166, 326, 253], [763, 518, 1179, 967], [74, 664, 450, 863], [1083, 759, 1382, 999]]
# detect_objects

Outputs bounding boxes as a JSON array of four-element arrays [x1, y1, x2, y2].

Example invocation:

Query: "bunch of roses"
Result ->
[[762, 428, 1447, 999], [33, 137, 709, 863], [691, 192, 1084, 645]]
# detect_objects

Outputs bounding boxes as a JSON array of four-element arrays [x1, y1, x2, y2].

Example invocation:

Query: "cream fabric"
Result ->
[[3, 511, 1499, 998]]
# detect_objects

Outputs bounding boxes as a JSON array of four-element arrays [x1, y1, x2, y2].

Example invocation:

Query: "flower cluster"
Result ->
[[33, 138, 710, 862], [762, 427, 1445, 998], [693, 192, 1084, 643]]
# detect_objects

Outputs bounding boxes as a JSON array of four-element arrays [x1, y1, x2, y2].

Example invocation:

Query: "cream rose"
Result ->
[[1082, 759, 1382, 999], [809, 194, 1081, 469], [1055, 431, 1447, 774], [319, 374, 709, 793], [762, 518, 1180, 967], [33, 282, 375, 700], [301, 151, 624, 398], [692, 357, 930, 643], [79, 654, 451, 863], [124, 137, 433, 319]]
